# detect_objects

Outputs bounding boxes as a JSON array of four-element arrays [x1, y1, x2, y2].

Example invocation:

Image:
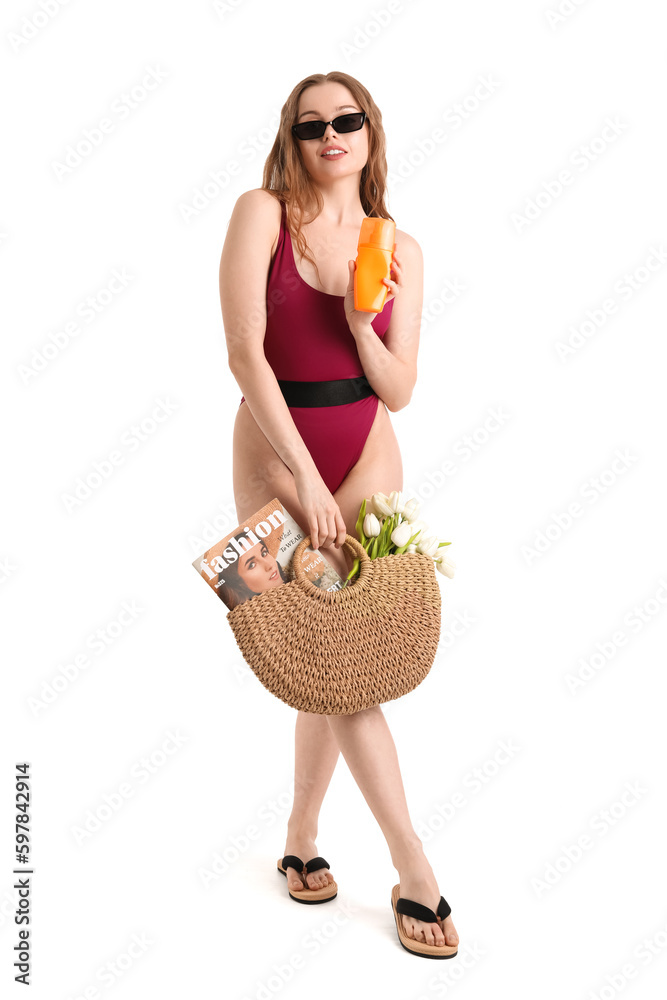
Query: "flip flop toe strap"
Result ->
[[397, 895, 452, 923], [282, 855, 305, 872], [304, 857, 330, 874]]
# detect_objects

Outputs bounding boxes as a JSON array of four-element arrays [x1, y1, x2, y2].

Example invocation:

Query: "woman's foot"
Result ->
[[282, 834, 335, 893], [396, 846, 459, 948]]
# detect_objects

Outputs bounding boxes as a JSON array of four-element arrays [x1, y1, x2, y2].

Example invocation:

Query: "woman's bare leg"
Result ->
[[233, 394, 449, 936], [326, 706, 459, 948], [283, 712, 340, 894]]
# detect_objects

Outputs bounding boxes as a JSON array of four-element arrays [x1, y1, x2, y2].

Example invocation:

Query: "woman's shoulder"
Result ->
[[393, 226, 423, 256], [229, 189, 284, 258], [233, 187, 284, 222]]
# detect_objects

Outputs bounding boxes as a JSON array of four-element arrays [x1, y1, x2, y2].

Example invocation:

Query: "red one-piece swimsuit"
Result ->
[[239, 199, 394, 494]]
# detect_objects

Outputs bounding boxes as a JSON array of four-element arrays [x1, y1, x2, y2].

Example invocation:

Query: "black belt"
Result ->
[[277, 375, 376, 407]]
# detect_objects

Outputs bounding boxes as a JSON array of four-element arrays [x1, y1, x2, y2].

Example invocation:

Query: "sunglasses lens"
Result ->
[[335, 113, 365, 133], [294, 120, 325, 140], [293, 112, 365, 140]]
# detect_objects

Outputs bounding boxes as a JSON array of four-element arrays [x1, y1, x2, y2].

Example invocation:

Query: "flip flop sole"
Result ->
[[277, 860, 338, 904], [391, 885, 458, 959]]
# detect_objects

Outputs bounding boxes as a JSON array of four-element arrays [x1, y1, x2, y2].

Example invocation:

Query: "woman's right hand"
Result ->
[[293, 468, 347, 552]]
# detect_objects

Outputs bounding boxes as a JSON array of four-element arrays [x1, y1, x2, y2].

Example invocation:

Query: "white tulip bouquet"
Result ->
[[344, 490, 455, 585]]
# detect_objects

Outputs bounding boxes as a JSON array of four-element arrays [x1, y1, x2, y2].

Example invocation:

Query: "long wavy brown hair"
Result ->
[[261, 71, 393, 287]]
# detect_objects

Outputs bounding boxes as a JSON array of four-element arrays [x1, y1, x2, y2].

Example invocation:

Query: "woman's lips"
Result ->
[[321, 149, 346, 157], [269, 570, 278, 579]]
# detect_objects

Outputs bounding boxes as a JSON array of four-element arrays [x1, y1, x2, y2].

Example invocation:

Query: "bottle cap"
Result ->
[[358, 217, 395, 251]]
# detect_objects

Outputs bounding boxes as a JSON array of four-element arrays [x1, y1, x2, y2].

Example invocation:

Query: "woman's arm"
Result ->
[[221, 190, 347, 553], [344, 231, 423, 412], [220, 190, 321, 480]]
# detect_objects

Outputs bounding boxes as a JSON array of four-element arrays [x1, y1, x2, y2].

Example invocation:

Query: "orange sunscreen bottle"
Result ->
[[354, 217, 396, 313]]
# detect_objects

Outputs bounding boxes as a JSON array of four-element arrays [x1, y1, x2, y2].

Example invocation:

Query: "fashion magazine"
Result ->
[[192, 497, 344, 611]]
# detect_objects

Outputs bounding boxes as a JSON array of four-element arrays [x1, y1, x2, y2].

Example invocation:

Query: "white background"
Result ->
[[2, 0, 666, 997]]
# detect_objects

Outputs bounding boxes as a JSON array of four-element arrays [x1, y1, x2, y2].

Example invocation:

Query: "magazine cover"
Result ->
[[192, 497, 344, 611]]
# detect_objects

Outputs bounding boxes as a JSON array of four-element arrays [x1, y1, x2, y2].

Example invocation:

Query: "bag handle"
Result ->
[[292, 533, 370, 588]]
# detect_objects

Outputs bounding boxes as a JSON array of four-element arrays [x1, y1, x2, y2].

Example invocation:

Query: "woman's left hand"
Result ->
[[344, 252, 401, 335]]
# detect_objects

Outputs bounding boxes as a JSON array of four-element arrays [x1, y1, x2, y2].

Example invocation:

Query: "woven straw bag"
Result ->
[[226, 533, 441, 715]]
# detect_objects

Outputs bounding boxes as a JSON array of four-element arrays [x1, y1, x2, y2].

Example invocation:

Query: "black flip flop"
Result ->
[[391, 884, 458, 958], [277, 855, 338, 904]]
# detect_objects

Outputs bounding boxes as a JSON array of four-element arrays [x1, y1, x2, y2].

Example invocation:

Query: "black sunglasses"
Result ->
[[292, 111, 367, 141]]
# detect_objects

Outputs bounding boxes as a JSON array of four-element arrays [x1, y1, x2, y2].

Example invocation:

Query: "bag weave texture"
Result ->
[[226, 533, 441, 715]]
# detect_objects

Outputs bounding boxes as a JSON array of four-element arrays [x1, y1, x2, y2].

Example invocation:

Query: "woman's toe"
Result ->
[[431, 923, 446, 946], [441, 917, 459, 945], [402, 914, 449, 947], [403, 917, 424, 941], [424, 922, 442, 946], [306, 869, 330, 889]]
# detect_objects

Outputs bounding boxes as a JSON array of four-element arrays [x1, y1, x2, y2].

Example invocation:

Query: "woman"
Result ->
[[219, 70, 459, 958]]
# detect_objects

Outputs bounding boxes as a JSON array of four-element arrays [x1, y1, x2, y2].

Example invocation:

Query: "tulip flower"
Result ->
[[436, 552, 456, 578], [417, 534, 439, 558], [402, 497, 420, 522], [387, 490, 403, 514], [363, 512, 381, 537], [348, 493, 455, 585], [370, 492, 393, 517], [390, 521, 413, 548]]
